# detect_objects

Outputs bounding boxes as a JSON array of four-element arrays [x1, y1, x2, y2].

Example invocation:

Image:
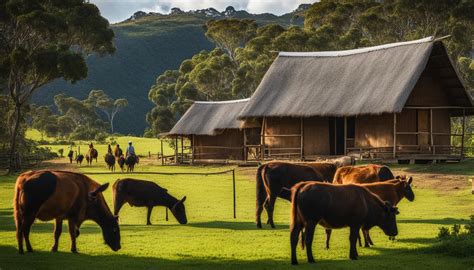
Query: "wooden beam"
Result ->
[[181, 136, 184, 162], [261, 117, 266, 161], [191, 134, 195, 164], [243, 128, 247, 161], [160, 140, 164, 165], [393, 113, 397, 158], [175, 137, 178, 164], [344, 117, 347, 155], [300, 118, 304, 160], [461, 109, 466, 158], [430, 109, 434, 155], [334, 118, 337, 155]]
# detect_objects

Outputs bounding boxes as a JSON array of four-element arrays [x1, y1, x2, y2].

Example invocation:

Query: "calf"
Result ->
[[112, 178, 187, 225], [333, 164, 394, 184], [14, 170, 120, 254], [290, 181, 399, 265], [105, 153, 115, 172]]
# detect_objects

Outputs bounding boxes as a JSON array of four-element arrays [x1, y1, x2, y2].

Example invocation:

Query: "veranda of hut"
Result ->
[[166, 99, 253, 163], [239, 37, 473, 162]]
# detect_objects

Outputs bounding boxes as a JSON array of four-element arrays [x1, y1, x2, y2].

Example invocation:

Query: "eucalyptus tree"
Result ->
[[87, 90, 128, 133], [0, 0, 114, 171]]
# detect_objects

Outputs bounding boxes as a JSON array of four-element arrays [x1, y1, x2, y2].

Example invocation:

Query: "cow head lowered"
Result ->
[[378, 201, 399, 237], [170, 196, 187, 224], [88, 183, 121, 251]]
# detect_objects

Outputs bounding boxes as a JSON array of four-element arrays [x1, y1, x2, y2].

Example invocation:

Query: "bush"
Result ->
[[94, 132, 108, 143], [432, 215, 474, 257], [57, 148, 64, 157]]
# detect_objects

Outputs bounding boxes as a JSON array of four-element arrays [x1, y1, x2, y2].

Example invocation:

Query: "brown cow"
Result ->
[[290, 181, 399, 265], [14, 170, 120, 254], [112, 178, 187, 225], [333, 164, 394, 184], [256, 162, 332, 228]]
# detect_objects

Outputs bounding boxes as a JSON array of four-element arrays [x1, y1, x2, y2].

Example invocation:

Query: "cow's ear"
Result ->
[[89, 183, 110, 199], [181, 196, 186, 203], [395, 175, 401, 180], [383, 201, 392, 213], [407, 177, 413, 185]]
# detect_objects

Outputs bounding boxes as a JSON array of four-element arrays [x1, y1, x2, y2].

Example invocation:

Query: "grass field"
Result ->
[[0, 159, 473, 269], [26, 129, 176, 157]]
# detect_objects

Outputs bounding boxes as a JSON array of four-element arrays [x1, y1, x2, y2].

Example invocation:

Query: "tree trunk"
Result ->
[[8, 104, 22, 173]]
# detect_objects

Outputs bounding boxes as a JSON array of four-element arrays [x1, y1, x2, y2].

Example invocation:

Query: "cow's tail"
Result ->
[[13, 177, 23, 232], [256, 164, 267, 209], [290, 184, 305, 250], [378, 166, 394, 181]]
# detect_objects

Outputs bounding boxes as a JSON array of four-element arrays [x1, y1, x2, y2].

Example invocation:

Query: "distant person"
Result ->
[[107, 144, 112, 155], [126, 141, 136, 157], [114, 144, 123, 158]]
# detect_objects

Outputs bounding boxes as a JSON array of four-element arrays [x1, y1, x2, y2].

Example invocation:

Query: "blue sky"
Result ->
[[90, 0, 314, 23]]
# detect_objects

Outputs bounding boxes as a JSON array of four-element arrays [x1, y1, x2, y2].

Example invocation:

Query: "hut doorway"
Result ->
[[417, 109, 430, 146], [329, 117, 355, 155]]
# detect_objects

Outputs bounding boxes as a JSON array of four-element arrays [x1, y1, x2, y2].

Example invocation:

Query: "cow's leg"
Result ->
[[325, 229, 332, 249], [363, 229, 371, 247], [23, 213, 36, 253], [358, 230, 362, 247], [68, 220, 78, 253], [114, 196, 126, 217], [266, 195, 277, 228], [146, 207, 153, 225], [256, 200, 264, 228], [263, 197, 270, 224], [349, 226, 360, 260], [16, 216, 24, 254], [304, 221, 317, 263], [290, 222, 302, 265], [51, 219, 63, 252], [367, 230, 374, 246]]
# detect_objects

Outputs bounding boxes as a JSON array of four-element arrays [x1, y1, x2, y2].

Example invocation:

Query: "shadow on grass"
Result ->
[[398, 218, 467, 225], [120, 220, 287, 231]]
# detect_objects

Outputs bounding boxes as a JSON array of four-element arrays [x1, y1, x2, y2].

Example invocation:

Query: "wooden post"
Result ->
[[261, 117, 266, 161], [393, 113, 397, 158], [175, 136, 178, 164], [461, 108, 466, 158], [243, 129, 247, 161], [300, 118, 304, 160], [344, 117, 347, 155], [165, 208, 169, 221], [160, 140, 164, 166], [334, 118, 337, 155], [181, 136, 184, 162], [191, 134, 195, 164], [430, 109, 434, 154], [148, 151, 151, 158], [232, 169, 236, 219]]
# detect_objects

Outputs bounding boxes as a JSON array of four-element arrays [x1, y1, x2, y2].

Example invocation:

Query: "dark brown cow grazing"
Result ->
[[256, 162, 337, 228], [333, 164, 394, 184], [290, 181, 399, 265], [14, 170, 121, 254], [112, 178, 187, 225], [105, 153, 115, 172]]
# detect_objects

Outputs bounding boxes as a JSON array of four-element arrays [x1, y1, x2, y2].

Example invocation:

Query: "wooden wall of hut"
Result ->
[[193, 129, 244, 160]]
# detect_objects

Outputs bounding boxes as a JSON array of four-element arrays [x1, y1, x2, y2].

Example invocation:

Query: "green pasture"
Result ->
[[26, 129, 176, 157], [0, 161, 473, 269]]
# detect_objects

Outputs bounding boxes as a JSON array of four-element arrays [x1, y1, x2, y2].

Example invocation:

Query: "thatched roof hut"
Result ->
[[168, 99, 251, 162], [239, 36, 473, 161]]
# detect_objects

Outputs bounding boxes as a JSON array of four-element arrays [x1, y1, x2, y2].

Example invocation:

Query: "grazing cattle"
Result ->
[[117, 156, 125, 172], [125, 155, 138, 172], [105, 153, 115, 172], [333, 164, 394, 184], [67, 150, 74, 164], [290, 181, 399, 265], [75, 153, 84, 165], [256, 162, 332, 228], [112, 178, 187, 225], [14, 170, 120, 254]]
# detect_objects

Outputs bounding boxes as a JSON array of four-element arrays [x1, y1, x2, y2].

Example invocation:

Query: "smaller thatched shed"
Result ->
[[168, 99, 250, 162]]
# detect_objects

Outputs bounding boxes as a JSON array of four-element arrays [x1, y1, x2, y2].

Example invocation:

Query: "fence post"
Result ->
[[161, 140, 164, 166], [232, 169, 236, 219], [166, 207, 169, 221]]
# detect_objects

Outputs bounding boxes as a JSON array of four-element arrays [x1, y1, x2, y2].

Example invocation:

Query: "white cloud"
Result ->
[[90, 0, 314, 23]]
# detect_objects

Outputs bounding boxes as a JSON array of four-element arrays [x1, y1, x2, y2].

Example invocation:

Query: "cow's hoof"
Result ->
[[51, 246, 58, 252], [291, 260, 298, 265], [308, 259, 315, 264]]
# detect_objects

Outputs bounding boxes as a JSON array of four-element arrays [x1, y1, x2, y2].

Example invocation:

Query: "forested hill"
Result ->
[[32, 6, 308, 135]]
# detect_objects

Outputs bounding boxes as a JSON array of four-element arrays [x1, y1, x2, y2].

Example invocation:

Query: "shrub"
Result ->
[[57, 148, 64, 157], [94, 132, 108, 143]]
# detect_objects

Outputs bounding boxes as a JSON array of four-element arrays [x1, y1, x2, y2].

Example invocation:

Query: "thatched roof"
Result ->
[[168, 99, 249, 136], [239, 37, 472, 118]]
